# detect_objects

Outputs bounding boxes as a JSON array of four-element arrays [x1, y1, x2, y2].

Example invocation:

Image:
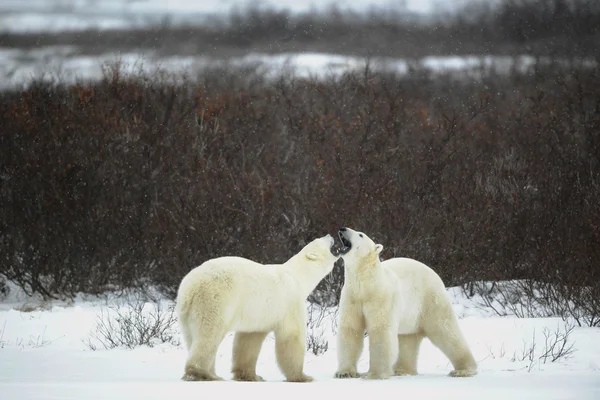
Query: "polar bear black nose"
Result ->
[[339, 227, 348, 232]]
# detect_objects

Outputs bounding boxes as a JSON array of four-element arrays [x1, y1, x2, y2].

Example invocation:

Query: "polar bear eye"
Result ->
[[359, 234, 363, 238]]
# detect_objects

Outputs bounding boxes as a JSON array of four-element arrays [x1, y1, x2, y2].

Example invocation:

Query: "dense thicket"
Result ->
[[1, 56, 598, 314]]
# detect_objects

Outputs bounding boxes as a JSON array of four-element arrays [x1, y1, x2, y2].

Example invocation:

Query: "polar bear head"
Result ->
[[337, 227, 383, 267], [287, 234, 342, 294], [299, 234, 342, 269]]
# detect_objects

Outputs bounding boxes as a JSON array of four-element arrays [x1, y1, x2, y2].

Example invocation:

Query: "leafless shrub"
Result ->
[[308, 263, 344, 308], [24, 326, 63, 349], [539, 322, 577, 363], [511, 328, 538, 372], [0, 278, 8, 300], [569, 289, 600, 328], [84, 295, 179, 350], [0, 321, 6, 349], [306, 302, 339, 335], [2, 325, 64, 350], [0, 56, 598, 307], [487, 320, 577, 372], [305, 302, 338, 356], [470, 280, 562, 318], [306, 330, 329, 356], [485, 341, 507, 360], [466, 280, 600, 328]]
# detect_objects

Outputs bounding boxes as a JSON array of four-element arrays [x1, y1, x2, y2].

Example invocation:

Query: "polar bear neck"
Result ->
[[343, 252, 383, 289], [281, 254, 331, 297]]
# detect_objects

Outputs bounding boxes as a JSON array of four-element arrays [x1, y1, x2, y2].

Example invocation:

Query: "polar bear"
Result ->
[[175, 234, 341, 383], [334, 227, 477, 379]]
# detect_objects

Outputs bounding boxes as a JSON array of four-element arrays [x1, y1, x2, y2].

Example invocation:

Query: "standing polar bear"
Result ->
[[334, 227, 477, 379], [176, 234, 341, 383]]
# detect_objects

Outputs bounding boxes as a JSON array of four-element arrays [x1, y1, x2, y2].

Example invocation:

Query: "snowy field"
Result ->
[[0, 0, 492, 33], [1, 282, 599, 400], [0, 47, 537, 89], [0, 0, 594, 90], [2, 46, 597, 91]]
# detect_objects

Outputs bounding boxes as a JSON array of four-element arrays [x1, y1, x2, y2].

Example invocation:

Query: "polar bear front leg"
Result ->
[[334, 302, 365, 379], [274, 331, 313, 382], [274, 312, 313, 383], [362, 301, 398, 380], [363, 328, 397, 379], [231, 331, 269, 381]]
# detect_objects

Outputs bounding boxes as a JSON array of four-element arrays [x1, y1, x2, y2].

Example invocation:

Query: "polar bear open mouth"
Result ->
[[330, 241, 347, 256], [330, 244, 342, 256], [337, 230, 352, 254]]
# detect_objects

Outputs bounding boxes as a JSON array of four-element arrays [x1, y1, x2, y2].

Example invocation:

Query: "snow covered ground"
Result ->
[[1, 282, 599, 400], [0, 0, 494, 33], [3, 46, 594, 91]]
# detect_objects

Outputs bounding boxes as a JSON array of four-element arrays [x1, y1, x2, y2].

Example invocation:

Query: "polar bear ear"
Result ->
[[374, 244, 384, 254], [306, 252, 319, 261]]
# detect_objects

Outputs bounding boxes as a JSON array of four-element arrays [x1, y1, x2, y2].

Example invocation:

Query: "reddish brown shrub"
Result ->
[[0, 60, 598, 321]]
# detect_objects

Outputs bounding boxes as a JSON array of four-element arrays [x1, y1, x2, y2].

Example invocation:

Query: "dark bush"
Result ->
[[0, 56, 598, 329]]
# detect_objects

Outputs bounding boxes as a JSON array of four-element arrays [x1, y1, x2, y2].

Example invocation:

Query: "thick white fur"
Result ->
[[176, 234, 339, 382], [334, 228, 477, 379]]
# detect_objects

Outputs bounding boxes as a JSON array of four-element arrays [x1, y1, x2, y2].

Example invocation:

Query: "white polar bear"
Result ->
[[334, 227, 478, 379], [175, 234, 341, 383]]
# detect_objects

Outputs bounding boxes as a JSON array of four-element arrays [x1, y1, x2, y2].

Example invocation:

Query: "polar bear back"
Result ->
[[381, 257, 452, 334], [382, 257, 447, 292], [177, 256, 297, 333]]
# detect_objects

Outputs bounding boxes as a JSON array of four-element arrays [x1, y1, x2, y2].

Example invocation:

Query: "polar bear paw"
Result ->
[[181, 370, 224, 382], [394, 368, 418, 376], [334, 370, 361, 379], [448, 368, 477, 378], [362, 371, 392, 380], [232, 371, 265, 382], [286, 374, 314, 383]]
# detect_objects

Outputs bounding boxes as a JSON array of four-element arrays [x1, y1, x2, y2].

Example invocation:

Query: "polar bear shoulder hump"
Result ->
[[381, 257, 446, 286]]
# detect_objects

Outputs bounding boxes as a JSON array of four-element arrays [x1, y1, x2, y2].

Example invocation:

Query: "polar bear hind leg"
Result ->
[[178, 312, 193, 352], [424, 319, 477, 378], [393, 333, 424, 376], [182, 320, 229, 381], [231, 331, 269, 381]]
